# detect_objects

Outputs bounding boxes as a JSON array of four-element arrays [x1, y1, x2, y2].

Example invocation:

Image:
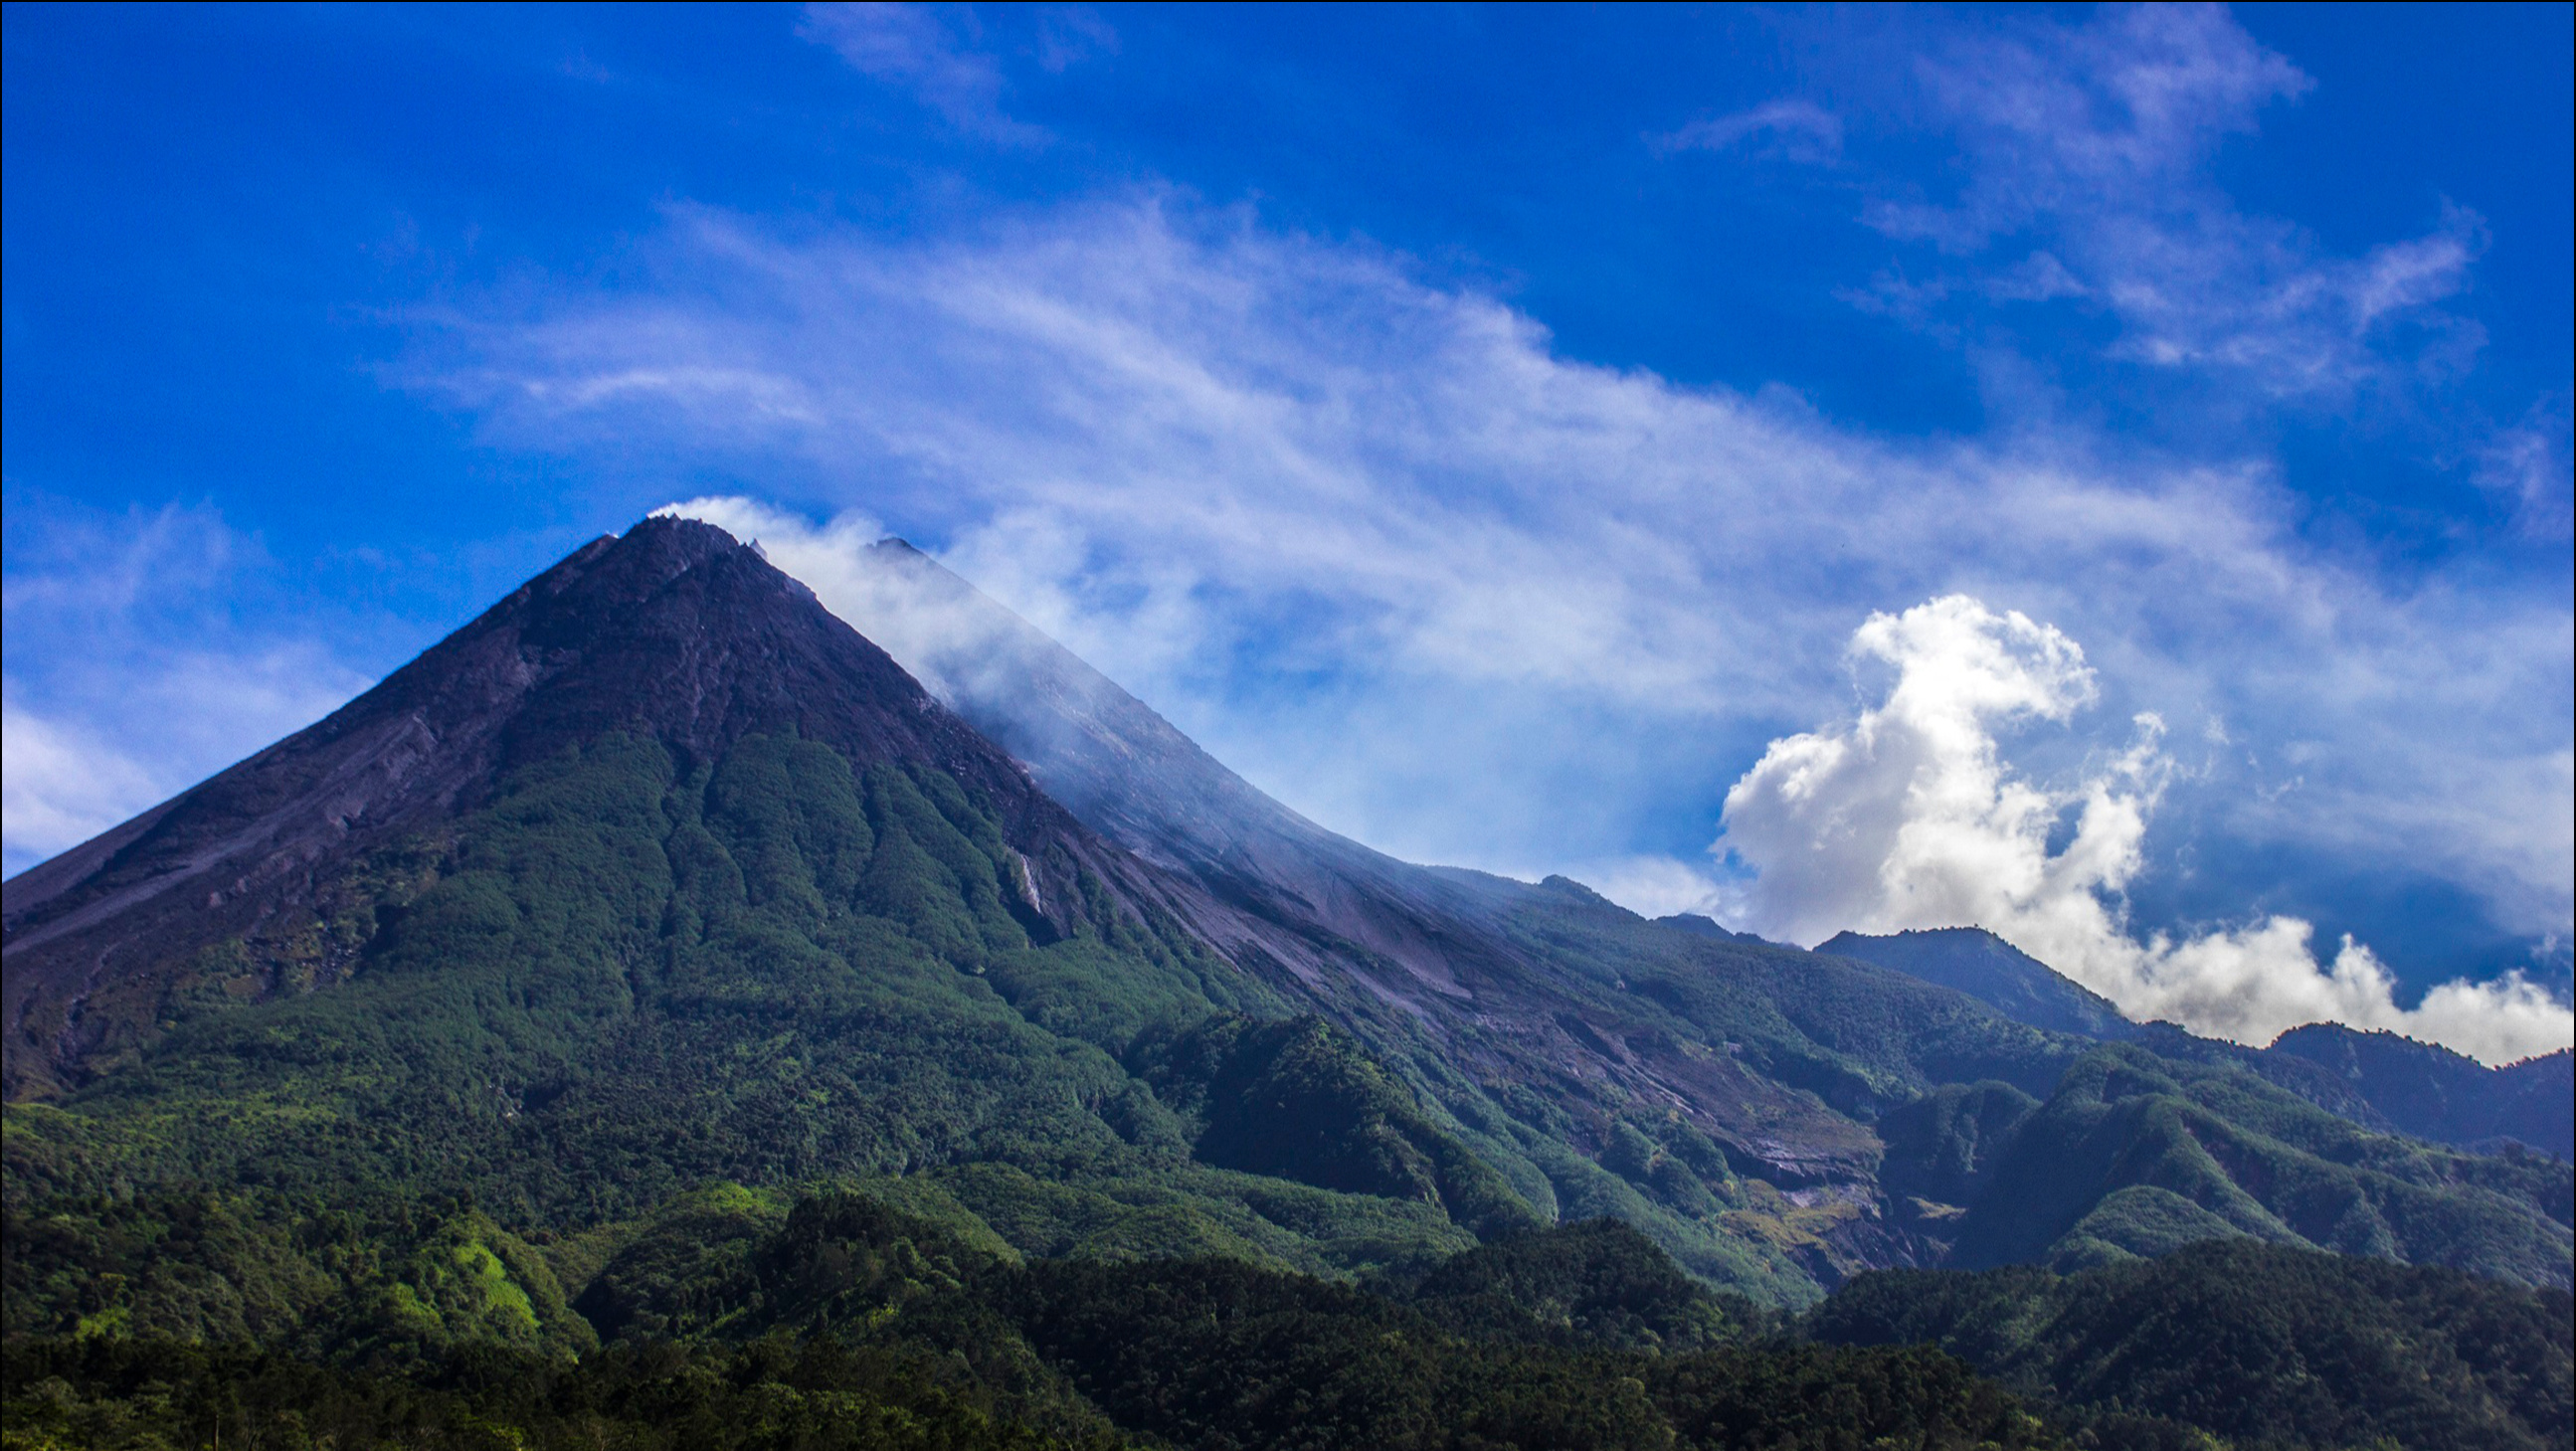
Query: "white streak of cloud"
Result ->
[[799, 2, 1093, 144], [1, 689, 162, 869], [1, 504, 372, 877], [2478, 392, 2576, 540], [1715, 597, 2571, 1065], [416, 197, 2572, 1005], [1658, 99, 1843, 163]]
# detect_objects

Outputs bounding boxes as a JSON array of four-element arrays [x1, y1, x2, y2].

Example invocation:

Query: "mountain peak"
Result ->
[[1, 516, 1110, 1097]]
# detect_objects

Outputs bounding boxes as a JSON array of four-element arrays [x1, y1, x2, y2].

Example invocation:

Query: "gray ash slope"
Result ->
[[7, 517, 2567, 1296]]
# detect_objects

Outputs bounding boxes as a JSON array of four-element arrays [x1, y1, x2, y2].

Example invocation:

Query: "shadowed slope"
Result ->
[[1811, 1238, 2574, 1451], [1821, 930, 2574, 1159], [2271, 1026, 2574, 1160]]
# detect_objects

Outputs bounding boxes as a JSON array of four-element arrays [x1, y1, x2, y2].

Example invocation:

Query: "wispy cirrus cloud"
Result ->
[[1856, 3, 2484, 399], [803, 4, 1023, 139], [2476, 391, 2576, 541], [416, 194, 2572, 1023], [1655, 98, 1843, 164], [799, 2, 1112, 144], [1, 688, 163, 873], [0, 502, 371, 876]]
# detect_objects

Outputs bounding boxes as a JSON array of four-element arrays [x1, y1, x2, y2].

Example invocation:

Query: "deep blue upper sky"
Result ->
[[6, 4, 2570, 1057]]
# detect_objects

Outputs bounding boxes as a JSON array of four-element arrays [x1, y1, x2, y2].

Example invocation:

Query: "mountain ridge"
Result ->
[[1821, 926, 2574, 1159]]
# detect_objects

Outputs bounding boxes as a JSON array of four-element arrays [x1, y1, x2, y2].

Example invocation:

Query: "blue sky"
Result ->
[[5, 3, 2570, 1059]]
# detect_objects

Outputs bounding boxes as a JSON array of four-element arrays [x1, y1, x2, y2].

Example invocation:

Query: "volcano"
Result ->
[[7, 517, 2568, 1326]]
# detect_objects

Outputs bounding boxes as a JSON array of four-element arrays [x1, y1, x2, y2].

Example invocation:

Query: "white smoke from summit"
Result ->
[[1718, 596, 2573, 1066]]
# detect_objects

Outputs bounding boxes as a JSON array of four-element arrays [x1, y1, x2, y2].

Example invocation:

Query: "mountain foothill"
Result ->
[[5, 517, 2567, 1450]]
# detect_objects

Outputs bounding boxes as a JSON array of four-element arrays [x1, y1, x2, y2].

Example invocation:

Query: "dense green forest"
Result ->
[[1879, 1051, 2574, 1283], [10, 1201, 2568, 1450], [1814, 1237, 2574, 1451], [3, 1205, 2054, 1451]]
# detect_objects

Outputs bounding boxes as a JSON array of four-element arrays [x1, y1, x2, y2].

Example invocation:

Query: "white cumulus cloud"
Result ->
[[1715, 596, 2572, 1065]]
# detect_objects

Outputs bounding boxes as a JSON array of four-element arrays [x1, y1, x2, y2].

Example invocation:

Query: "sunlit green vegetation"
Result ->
[[4, 735, 1480, 1287]]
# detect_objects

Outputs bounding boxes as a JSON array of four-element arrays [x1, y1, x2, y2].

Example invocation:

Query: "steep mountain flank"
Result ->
[[1812, 1238, 2574, 1451], [1824, 929, 2573, 1160], [759, 536, 2573, 1288], [792, 539, 2112, 1272], [3, 519, 1171, 1100], [1902, 1044, 2572, 1282]]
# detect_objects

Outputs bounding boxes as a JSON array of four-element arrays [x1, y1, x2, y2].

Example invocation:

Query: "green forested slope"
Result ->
[[4, 1206, 2066, 1451], [1388, 880, 2572, 1293], [1889, 1046, 2575, 1283], [3, 731, 1524, 1354], [1810, 1237, 2575, 1451]]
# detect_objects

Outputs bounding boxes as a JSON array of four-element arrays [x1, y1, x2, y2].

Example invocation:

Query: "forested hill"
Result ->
[[1821, 928, 2576, 1159], [1813, 1236, 2574, 1451]]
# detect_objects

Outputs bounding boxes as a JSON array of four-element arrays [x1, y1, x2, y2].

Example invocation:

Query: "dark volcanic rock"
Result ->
[[820, 540, 1902, 1188]]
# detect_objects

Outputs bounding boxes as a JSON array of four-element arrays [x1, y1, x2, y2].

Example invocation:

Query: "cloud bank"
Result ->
[[1714, 596, 2570, 1066]]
